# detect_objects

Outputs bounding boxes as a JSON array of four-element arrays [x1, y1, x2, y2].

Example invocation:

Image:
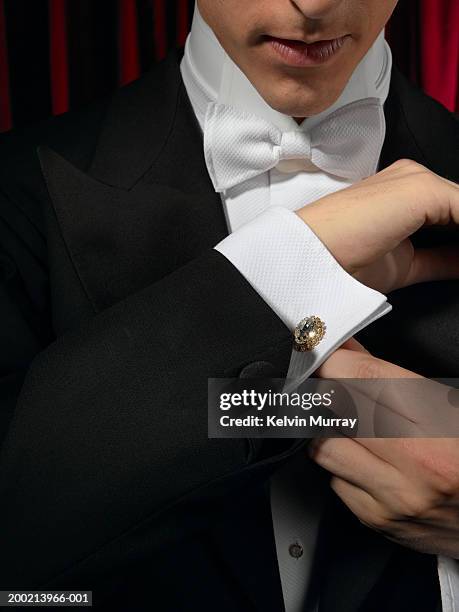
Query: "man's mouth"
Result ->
[[263, 34, 350, 67]]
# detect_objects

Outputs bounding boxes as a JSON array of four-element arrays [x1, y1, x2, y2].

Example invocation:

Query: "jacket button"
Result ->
[[239, 361, 278, 378]]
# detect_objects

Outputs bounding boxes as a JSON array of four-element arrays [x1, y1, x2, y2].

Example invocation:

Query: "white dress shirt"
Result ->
[[180, 4, 459, 611]]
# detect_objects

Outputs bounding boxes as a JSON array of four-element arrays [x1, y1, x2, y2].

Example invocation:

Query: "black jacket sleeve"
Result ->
[[0, 130, 296, 589]]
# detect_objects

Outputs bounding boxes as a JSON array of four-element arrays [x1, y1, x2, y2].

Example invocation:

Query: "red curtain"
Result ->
[[119, 0, 141, 86], [420, 0, 459, 113], [152, 0, 167, 61], [386, 0, 459, 113], [176, 0, 189, 47], [0, 0, 457, 133], [49, 0, 69, 116]]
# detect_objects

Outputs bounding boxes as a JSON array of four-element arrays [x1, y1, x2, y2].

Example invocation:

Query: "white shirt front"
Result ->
[[180, 4, 459, 611]]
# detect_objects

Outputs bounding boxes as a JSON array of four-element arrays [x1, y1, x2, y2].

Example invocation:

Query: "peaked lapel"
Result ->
[[38, 54, 226, 335]]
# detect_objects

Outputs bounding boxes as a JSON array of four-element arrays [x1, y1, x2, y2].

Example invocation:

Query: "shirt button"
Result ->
[[289, 543, 304, 559]]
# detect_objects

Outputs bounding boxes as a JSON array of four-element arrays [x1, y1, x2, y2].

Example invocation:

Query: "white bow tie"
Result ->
[[204, 98, 385, 193]]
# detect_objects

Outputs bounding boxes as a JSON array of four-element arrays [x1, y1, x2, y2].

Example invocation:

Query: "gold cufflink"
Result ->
[[293, 316, 326, 352]]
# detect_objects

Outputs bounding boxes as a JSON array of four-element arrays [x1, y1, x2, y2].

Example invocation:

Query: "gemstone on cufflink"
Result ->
[[293, 316, 326, 352]]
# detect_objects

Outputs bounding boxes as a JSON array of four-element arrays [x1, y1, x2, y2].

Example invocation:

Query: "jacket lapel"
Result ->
[[39, 54, 226, 335], [379, 66, 429, 169], [380, 66, 458, 181]]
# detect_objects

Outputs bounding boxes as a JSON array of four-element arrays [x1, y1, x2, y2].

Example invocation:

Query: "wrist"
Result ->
[[295, 209, 355, 274]]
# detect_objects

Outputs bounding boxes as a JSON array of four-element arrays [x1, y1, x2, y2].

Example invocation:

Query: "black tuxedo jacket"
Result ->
[[0, 53, 457, 611]]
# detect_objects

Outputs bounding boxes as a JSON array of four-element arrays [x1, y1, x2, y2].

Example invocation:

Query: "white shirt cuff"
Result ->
[[214, 206, 391, 380]]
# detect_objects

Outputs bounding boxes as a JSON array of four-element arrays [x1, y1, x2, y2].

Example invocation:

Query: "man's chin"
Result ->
[[264, 93, 342, 120], [255, 80, 345, 119]]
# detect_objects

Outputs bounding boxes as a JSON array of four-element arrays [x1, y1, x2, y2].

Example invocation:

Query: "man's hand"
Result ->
[[297, 159, 459, 293], [309, 339, 459, 558]]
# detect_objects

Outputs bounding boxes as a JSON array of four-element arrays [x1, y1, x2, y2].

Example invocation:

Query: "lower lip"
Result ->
[[265, 35, 350, 67]]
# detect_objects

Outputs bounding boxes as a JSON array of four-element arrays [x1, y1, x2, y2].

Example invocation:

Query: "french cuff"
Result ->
[[214, 206, 391, 383]]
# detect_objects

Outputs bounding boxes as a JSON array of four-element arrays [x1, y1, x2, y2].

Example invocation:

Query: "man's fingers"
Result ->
[[317, 346, 457, 434], [329, 477, 388, 531], [402, 245, 459, 288], [315, 345, 438, 433], [309, 436, 398, 496]]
